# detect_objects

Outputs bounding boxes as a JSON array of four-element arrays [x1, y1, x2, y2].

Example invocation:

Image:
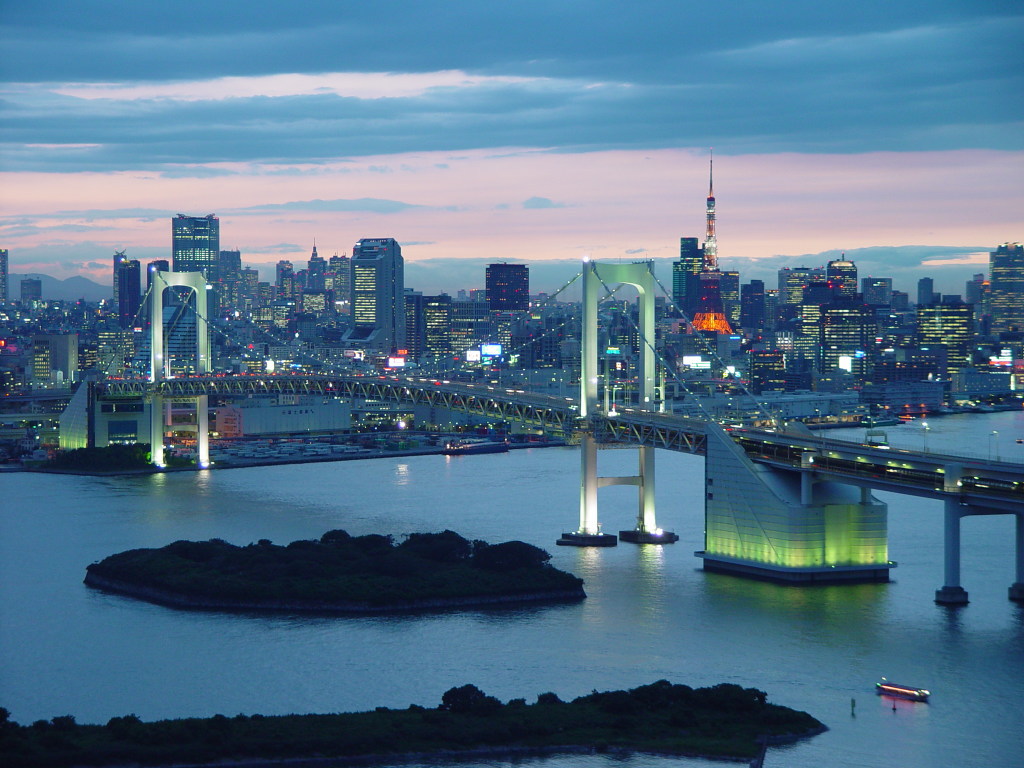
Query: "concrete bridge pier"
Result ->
[[935, 499, 969, 605], [1010, 513, 1024, 603]]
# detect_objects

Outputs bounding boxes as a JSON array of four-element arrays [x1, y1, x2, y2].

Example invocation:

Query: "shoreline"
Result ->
[[84, 571, 587, 615], [26, 440, 567, 476]]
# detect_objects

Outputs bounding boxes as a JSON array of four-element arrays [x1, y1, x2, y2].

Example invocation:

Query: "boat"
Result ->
[[442, 438, 510, 456], [876, 678, 929, 701]]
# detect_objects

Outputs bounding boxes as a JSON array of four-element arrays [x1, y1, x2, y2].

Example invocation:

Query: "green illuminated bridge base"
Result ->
[[92, 373, 1024, 604]]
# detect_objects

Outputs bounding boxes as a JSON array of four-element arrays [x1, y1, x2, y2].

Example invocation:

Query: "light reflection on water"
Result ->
[[1, 414, 1022, 768]]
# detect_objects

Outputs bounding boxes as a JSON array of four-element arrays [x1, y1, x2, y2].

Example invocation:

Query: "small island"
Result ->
[[84, 530, 586, 612], [0, 680, 826, 767]]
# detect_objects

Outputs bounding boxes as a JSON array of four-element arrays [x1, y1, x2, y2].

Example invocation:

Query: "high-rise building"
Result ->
[[739, 279, 766, 331], [404, 290, 426, 359], [326, 253, 351, 310], [32, 334, 78, 384], [112, 250, 127, 307], [217, 250, 243, 315], [778, 266, 813, 305], [21, 277, 42, 303], [347, 238, 405, 352], [672, 237, 703, 317], [171, 214, 220, 280], [720, 270, 740, 328], [917, 277, 935, 306], [861, 277, 893, 306], [748, 350, 786, 394], [485, 263, 529, 312], [820, 296, 876, 380], [988, 242, 1024, 334], [964, 273, 986, 307], [306, 244, 326, 291], [826, 257, 858, 297], [424, 294, 453, 359], [117, 259, 142, 329], [916, 298, 974, 378], [0, 248, 8, 303]]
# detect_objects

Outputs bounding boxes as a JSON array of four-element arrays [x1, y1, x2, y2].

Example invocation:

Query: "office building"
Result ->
[[861, 277, 892, 306], [485, 263, 529, 312], [117, 259, 142, 329], [347, 238, 405, 352], [306, 244, 326, 291], [112, 250, 127, 307], [826, 257, 858, 297], [820, 296, 876, 380], [748, 350, 786, 394], [916, 298, 974, 378], [917, 277, 935, 306], [21, 277, 42, 303], [965, 273, 986, 307], [171, 214, 220, 280], [740, 279, 766, 332], [720, 270, 740, 328], [0, 248, 7, 303], [424, 294, 453, 359], [672, 237, 703, 316], [404, 291, 426, 359], [778, 266, 813, 305], [32, 334, 79, 384], [989, 242, 1024, 334]]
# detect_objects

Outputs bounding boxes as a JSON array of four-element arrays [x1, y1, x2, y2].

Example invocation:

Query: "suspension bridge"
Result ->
[[79, 261, 1024, 605]]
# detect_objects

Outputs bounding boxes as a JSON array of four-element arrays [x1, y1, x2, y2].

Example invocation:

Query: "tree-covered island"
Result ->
[[0, 680, 825, 767], [84, 530, 586, 612]]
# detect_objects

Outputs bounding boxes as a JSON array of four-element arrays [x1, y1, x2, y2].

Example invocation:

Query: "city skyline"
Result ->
[[1, 2, 1021, 296]]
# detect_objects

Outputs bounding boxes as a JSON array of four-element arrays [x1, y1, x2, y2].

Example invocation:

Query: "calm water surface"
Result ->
[[2, 411, 1023, 767]]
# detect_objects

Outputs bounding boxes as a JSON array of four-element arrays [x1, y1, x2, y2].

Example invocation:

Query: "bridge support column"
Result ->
[[557, 432, 616, 546], [935, 499, 969, 605], [197, 395, 210, 469], [150, 392, 165, 468], [1010, 513, 1024, 602], [619, 445, 678, 544]]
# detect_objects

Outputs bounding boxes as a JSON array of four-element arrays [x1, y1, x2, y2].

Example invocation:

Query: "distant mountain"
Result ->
[[10, 273, 110, 302]]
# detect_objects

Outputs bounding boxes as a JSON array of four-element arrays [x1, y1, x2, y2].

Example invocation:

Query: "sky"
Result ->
[[1, 1, 1022, 298]]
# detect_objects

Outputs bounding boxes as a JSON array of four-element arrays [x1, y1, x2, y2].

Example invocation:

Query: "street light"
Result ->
[[922, 420, 930, 452], [990, 430, 999, 461]]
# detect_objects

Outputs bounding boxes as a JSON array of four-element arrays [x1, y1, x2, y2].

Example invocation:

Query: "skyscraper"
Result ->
[[916, 298, 974, 378], [306, 244, 326, 291], [0, 248, 8, 303], [820, 296, 876, 380], [171, 214, 220, 280], [826, 256, 858, 297], [861, 277, 893, 306], [117, 259, 142, 329], [347, 238, 405, 352], [917, 277, 935, 306], [739, 279, 766, 331], [672, 237, 703, 317], [112, 250, 127, 307], [988, 242, 1024, 334], [485, 263, 529, 312], [778, 266, 814, 305]]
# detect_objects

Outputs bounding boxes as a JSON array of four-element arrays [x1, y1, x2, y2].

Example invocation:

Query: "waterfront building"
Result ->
[[424, 294, 453, 360], [989, 242, 1024, 334], [485, 263, 529, 312], [346, 238, 405, 353]]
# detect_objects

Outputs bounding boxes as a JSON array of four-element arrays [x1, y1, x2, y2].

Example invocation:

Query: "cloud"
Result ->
[[233, 198, 423, 214], [523, 196, 565, 209], [1, 5, 1021, 172]]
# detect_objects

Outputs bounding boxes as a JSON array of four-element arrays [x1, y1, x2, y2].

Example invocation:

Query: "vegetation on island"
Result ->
[[0, 680, 825, 767], [44, 444, 153, 471], [84, 530, 586, 611]]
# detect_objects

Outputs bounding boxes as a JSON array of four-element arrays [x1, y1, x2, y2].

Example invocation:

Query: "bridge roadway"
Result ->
[[98, 373, 1023, 512]]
